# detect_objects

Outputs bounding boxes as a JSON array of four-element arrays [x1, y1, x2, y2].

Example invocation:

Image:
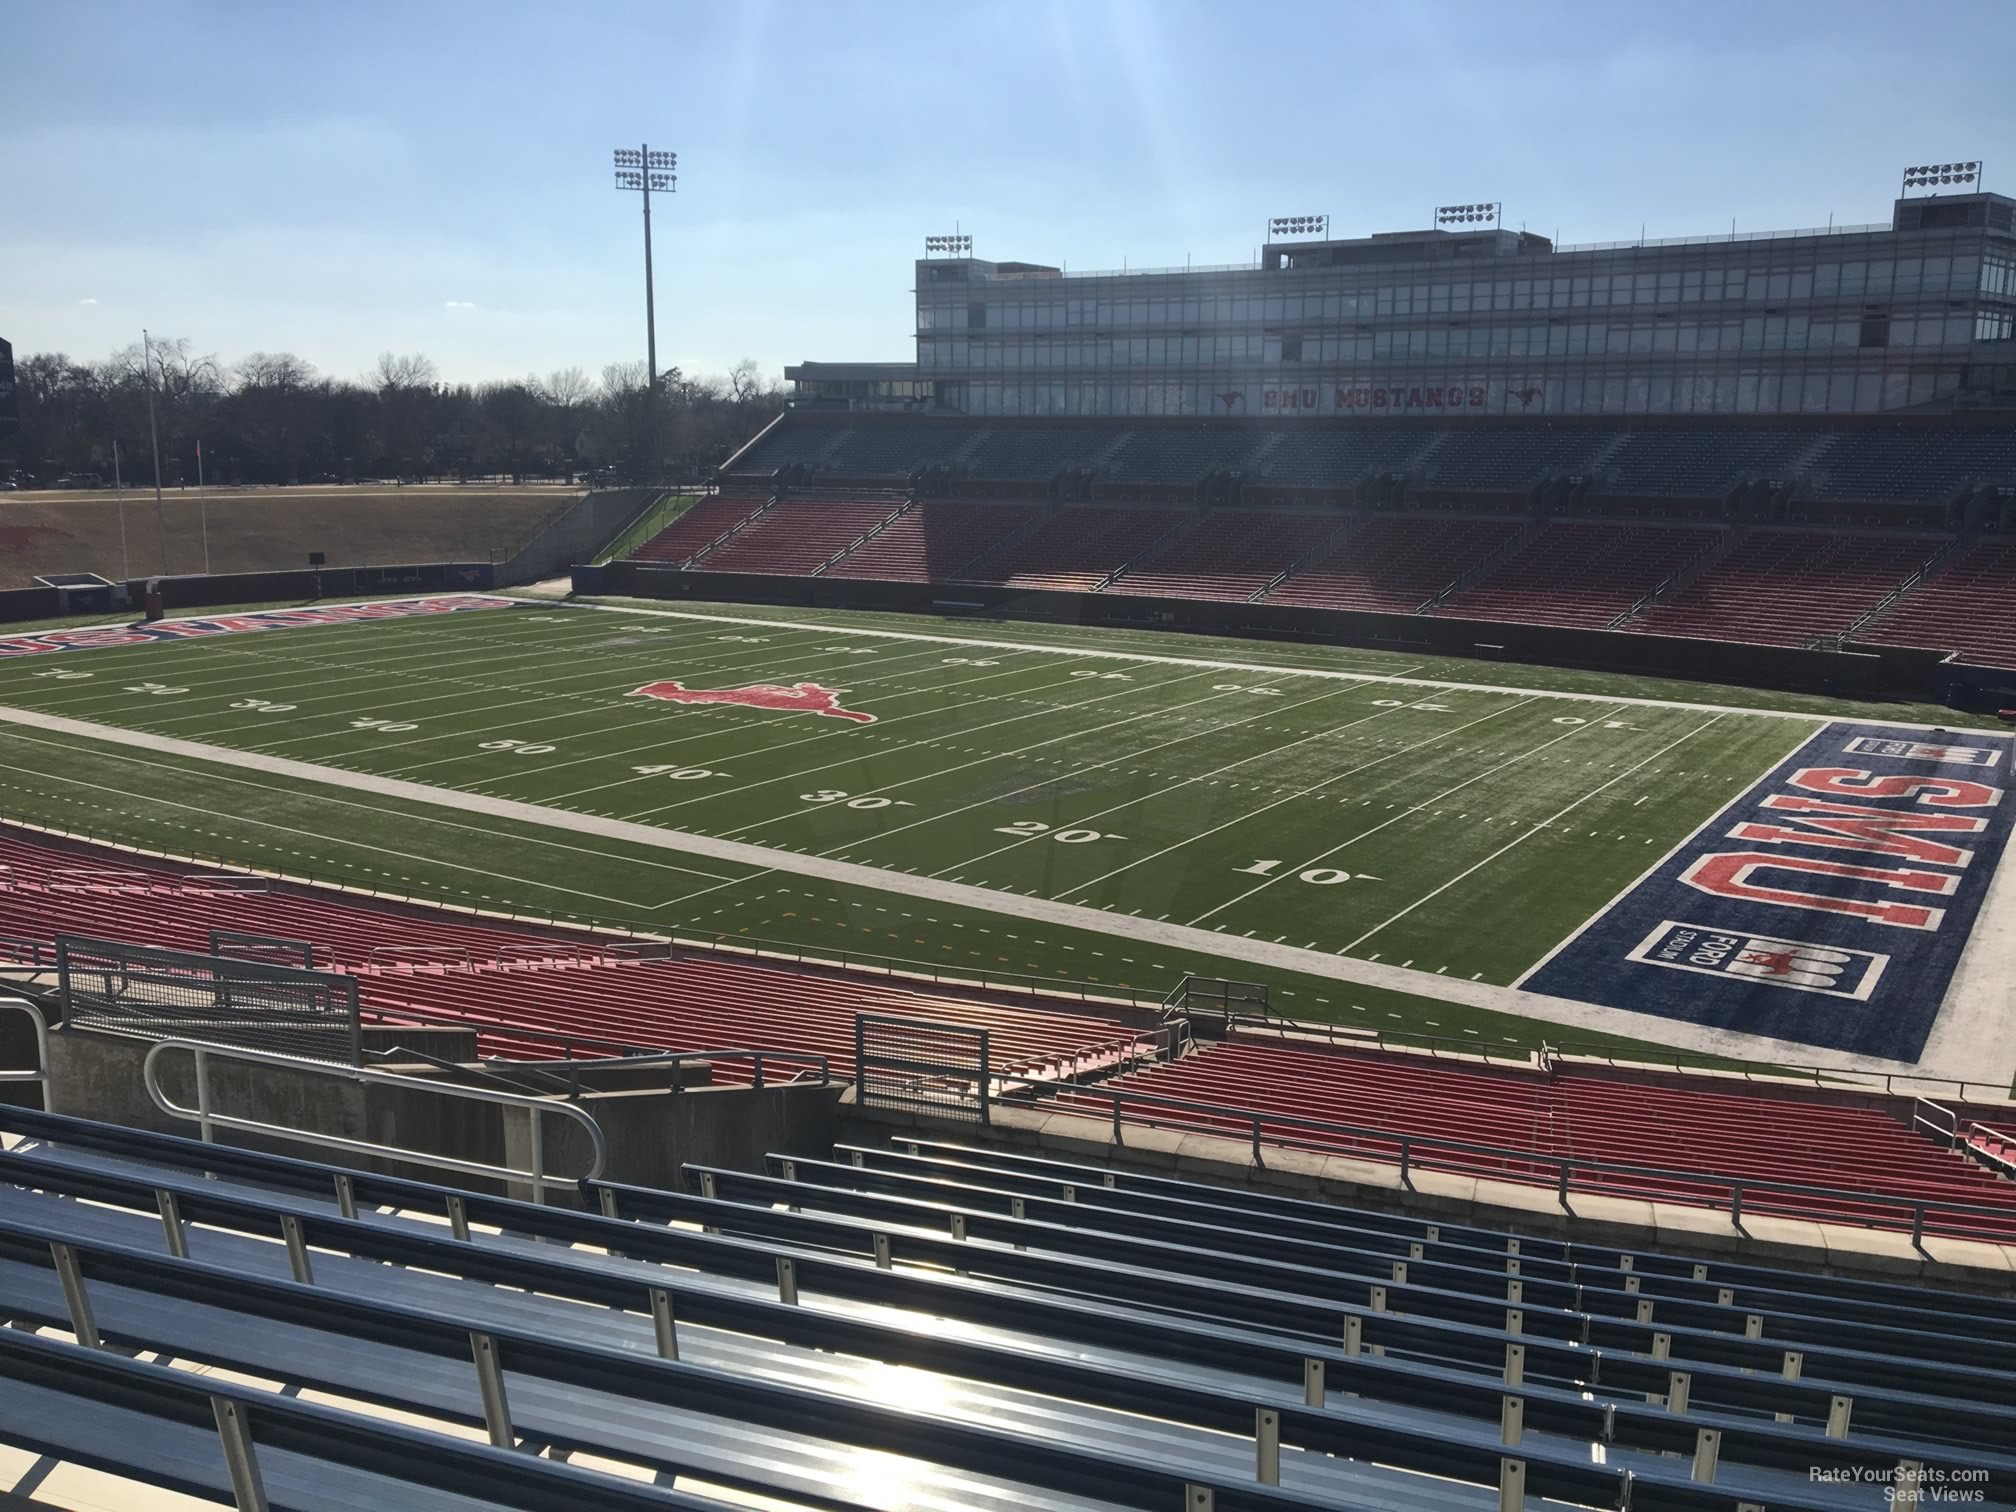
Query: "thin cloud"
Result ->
[[443, 300, 477, 309], [77, 297, 98, 306]]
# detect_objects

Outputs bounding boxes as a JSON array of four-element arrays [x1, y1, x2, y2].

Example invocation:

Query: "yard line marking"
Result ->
[[1046, 694, 1538, 896], [556, 602, 1894, 724], [1508, 717, 1825, 989], [539, 651, 1109, 806], [623, 663, 1221, 821], [0, 746, 728, 906], [1343, 715, 1727, 953], [754, 677, 1382, 847], [0, 606, 661, 720], [1188, 703, 1631, 926], [5, 696, 1928, 1086]]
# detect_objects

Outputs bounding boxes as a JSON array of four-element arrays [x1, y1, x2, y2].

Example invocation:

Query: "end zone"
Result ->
[[1523, 721, 2014, 1067], [0, 594, 521, 660]]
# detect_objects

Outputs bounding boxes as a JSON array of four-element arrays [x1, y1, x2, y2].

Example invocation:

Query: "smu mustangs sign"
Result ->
[[1524, 722, 2013, 1061], [0, 595, 516, 660]]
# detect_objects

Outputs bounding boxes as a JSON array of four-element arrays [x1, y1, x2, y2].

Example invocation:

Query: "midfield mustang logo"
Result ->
[[1625, 921, 1888, 1000], [627, 680, 876, 724]]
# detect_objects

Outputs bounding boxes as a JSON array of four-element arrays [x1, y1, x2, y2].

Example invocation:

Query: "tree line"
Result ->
[[6, 341, 788, 486]]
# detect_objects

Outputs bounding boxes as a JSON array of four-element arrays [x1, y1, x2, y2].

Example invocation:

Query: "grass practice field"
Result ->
[[0, 594, 2003, 1069]]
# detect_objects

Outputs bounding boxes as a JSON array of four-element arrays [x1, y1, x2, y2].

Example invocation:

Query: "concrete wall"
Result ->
[[42, 1025, 841, 1205], [497, 488, 659, 584]]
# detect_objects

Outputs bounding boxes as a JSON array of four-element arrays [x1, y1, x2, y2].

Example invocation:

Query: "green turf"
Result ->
[[0, 594, 1953, 1063]]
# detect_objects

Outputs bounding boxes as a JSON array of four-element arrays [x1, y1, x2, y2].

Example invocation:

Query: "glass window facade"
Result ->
[[907, 204, 2016, 418]]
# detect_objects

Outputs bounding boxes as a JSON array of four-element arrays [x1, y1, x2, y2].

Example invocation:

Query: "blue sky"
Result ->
[[7, 0, 2012, 386]]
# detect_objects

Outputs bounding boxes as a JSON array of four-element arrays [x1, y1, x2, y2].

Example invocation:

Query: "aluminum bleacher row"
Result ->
[[0, 826, 1152, 1082], [3, 1108, 2012, 1510], [1052, 1038, 2016, 1241]]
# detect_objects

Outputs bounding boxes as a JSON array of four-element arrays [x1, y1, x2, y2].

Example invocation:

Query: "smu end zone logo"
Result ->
[[1626, 921, 1888, 1001], [628, 680, 875, 724], [1523, 723, 2014, 1059]]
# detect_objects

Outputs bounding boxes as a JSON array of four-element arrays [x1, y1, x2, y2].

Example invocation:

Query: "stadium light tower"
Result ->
[[613, 145, 677, 392]]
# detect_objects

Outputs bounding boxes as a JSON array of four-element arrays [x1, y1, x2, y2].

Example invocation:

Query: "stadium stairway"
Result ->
[[628, 490, 774, 566], [1623, 529, 1946, 647], [1051, 1040, 2016, 1240], [3, 1106, 2010, 1509], [1853, 532, 2016, 668]]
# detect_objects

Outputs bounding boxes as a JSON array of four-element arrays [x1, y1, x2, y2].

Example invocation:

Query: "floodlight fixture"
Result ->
[[611, 141, 677, 393], [1900, 160, 1982, 194], [1268, 214, 1329, 238], [924, 234, 973, 255], [1435, 201, 1502, 227]]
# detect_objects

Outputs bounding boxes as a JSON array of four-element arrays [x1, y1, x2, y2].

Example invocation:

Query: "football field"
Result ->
[[0, 594, 2008, 1080]]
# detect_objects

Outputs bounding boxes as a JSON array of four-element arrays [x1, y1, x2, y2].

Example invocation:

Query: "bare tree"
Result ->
[[234, 352, 316, 391], [371, 351, 439, 391], [540, 366, 594, 410], [727, 358, 762, 404], [599, 361, 647, 396]]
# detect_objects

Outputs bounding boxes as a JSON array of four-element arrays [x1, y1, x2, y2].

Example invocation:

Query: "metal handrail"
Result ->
[[1963, 1123, 2016, 1179], [1913, 1097, 1959, 1145], [141, 1038, 607, 1202], [1002, 1073, 2016, 1247], [0, 997, 49, 1088]]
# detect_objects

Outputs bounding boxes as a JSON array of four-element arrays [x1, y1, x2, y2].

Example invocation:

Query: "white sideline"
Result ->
[[559, 600, 2016, 736], [0, 700, 1992, 1084]]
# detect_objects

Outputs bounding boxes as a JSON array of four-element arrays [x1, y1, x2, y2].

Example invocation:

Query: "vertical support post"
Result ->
[[1254, 1407, 1280, 1485], [469, 1332, 513, 1449], [195, 1046, 215, 1144], [1744, 1313, 1763, 1340], [851, 1149, 865, 1168], [1776, 1350, 1802, 1424], [1342, 1316, 1362, 1356], [333, 1173, 356, 1222], [1369, 1285, 1387, 1313], [528, 1107, 546, 1206], [1894, 1459, 1924, 1509], [1184, 1488, 1214, 1512], [211, 1396, 270, 1511], [649, 1288, 678, 1361], [976, 1027, 991, 1126], [157, 1190, 189, 1260], [50, 1242, 99, 1349], [777, 1256, 799, 1306], [780, 1159, 797, 1183], [1498, 1457, 1525, 1512], [599, 1188, 620, 1221], [950, 1213, 967, 1242], [1061, 1184, 1076, 1204], [1507, 1279, 1523, 1305], [1303, 1358, 1324, 1407], [1667, 1371, 1691, 1415], [1826, 1395, 1853, 1439], [1391, 1261, 1408, 1285], [1651, 1332, 1671, 1361], [1505, 1309, 1523, 1336], [1503, 1343, 1525, 1387], [1500, 1394, 1523, 1447], [854, 1015, 868, 1111], [279, 1215, 313, 1286], [873, 1233, 892, 1269], [1691, 1427, 1721, 1483], [447, 1194, 471, 1243]]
